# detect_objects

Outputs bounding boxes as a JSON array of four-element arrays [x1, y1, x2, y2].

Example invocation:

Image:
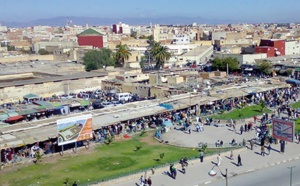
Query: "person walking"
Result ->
[[250, 139, 255, 150], [172, 165, 177, 179], [188, 125, 191, 134], [240, 125, 244, 135], [261, 145, 265, 156], [267, 144, 271, 156], [230, 150, 234, 160], [254, 116, 257, 124], [139, 175, 144, 186], [217, 154, 222, 166], [147, 177, 152, 186], [237, 154, 242, 166], [233, 122, 236, 132], [196, 123, 200, 132], [199, 150, 204, 163]]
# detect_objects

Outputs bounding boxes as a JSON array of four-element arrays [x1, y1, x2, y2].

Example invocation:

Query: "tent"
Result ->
[[5, 115, 24, 123], [159, 103, 174, 110], [23, 93, 39, 101], [286, 79, 300, 85]]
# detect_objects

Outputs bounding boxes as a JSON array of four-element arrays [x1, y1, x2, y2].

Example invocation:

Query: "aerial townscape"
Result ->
[[1, 1, 300, 186]]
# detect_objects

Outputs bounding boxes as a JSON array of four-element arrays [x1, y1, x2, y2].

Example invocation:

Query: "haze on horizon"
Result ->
[[1, 0, 299, 24]]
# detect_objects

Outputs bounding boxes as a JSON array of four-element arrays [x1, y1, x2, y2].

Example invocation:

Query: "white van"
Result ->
[[115, 92, 132, 101]]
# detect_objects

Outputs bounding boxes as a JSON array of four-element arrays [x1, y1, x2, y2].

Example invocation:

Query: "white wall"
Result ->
[[285, 41, 300, 55], [215, 53, 267, 66]]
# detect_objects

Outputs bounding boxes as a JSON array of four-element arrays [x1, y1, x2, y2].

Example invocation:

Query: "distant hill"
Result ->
[[0, 16, 236, 27]]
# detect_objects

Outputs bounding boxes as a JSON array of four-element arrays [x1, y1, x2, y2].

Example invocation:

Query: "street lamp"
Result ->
[[147, 50, 151, 67], [209, 165, 228, 186], [287, 166, 295, 186]]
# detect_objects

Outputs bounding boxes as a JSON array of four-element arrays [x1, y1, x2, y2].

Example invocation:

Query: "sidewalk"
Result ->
[[97, 141, 300, 186]]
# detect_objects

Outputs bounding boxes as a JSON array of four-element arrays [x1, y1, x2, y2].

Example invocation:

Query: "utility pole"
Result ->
[[288, 166, 295, 186], [225, 168, 228, 186], [148, 50, 151, 67], [226, 63, 229, 76]]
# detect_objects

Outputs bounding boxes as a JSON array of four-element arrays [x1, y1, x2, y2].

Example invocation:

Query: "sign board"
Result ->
[[272, 118, 294, 142], [57, 114, 93, 146]]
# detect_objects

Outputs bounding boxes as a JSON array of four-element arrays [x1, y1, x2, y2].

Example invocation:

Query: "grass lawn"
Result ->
[[0, 133, 226, 186], [211, 105, 272, 120], [292, 102, 300, 109], [295, 119, 300, 134]]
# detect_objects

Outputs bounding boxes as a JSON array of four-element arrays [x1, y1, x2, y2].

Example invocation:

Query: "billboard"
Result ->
[[272, 118, 294, 142], [57, 114, 93, 146]]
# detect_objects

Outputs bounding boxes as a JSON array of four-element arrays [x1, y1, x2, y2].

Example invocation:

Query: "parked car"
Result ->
[[111, 101, 123, 106], [101, 101, 114, 108]]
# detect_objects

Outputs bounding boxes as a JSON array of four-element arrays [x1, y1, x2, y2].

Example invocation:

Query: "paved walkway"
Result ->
[[161, 119, 256, 148]]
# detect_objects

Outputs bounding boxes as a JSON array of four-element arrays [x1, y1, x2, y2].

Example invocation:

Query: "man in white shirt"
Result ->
[[217, 154, 222, 166]]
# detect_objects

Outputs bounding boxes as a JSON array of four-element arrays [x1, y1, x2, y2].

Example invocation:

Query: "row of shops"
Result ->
[[0, 94, 91, 124]]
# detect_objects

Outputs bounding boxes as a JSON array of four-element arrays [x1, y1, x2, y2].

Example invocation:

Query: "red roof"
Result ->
[[6, 115, 24, 122]]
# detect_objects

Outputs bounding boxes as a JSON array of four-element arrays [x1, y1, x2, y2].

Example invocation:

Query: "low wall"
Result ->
[[0, 55, 54, 63]]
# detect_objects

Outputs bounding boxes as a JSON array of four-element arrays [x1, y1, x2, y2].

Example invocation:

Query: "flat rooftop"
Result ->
[[0, 71, 107, 88]]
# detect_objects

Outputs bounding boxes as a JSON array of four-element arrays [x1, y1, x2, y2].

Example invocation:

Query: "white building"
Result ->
[[172, 34, 190, 45], [285, 40, 300, 55]]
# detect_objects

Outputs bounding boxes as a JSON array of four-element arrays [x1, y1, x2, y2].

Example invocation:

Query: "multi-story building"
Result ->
[[77, 28, 107, 48], [172, 34, 190, 45], [255, 39, 285, 57]]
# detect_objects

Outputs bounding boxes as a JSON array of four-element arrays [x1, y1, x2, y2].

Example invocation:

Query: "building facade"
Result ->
[[77, 28, 104, 48]]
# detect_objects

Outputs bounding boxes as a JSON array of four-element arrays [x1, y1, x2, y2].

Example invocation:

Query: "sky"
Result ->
[[1, 0, 299, 23]]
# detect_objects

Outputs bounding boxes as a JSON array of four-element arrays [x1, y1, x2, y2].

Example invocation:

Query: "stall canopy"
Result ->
[[5, 115, 24, 122], [23, 93, 39, 100], [80, 100, 90, 107], [1, 111, 19, 119], [17, 108, 38, 116], [34, 101, 55, 110], [159, 103, 174, 110], [286, 79, 300, 85]]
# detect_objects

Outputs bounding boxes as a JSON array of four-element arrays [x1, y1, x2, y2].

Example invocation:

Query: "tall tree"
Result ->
[[212, 57, 239, 71], [259, 60, 273, 75], [211, 57, 223, 70], [82, 49, 115, 71], [223, 57, 239, 71], [152, 45, 171, 69], [115, 44, 132, 67], [148, 42, 171, 69]]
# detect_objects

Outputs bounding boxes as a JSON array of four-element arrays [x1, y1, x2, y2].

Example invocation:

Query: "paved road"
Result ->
[[208, 158, 300, 186]]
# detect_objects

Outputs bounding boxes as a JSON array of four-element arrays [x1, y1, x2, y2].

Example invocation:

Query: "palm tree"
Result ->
[[149, 42, 171, 69], [115, 44, 131, 67]]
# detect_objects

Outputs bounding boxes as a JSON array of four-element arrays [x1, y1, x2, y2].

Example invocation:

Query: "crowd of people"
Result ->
[[2, 84, 300, 186]]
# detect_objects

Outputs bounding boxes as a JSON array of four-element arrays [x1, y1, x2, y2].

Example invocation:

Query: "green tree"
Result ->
[[115, 44, 132, 67], [212, 57, 239, 71], [82, 49, 115, 71], [38, 49, 50, 55], [259, 61, 273, 75], [224, 57, 239, 71], [149, 42, 171, 69], [211, 57, 224, 70]]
